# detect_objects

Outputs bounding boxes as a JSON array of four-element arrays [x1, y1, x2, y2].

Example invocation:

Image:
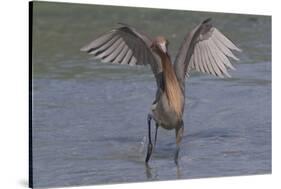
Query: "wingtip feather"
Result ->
[[235, 47, 243, 52], [202, 18, 212, 24]]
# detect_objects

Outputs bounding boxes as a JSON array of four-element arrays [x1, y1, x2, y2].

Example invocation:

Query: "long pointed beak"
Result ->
[[159, 43, 167, 54]]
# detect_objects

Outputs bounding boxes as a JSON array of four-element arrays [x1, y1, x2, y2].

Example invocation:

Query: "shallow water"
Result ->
[[31, 2, 271, 188]]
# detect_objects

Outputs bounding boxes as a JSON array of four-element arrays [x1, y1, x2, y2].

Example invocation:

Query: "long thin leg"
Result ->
[[174, 121, 184, 165], [154, 123, 159, 147], [145, 114, 153, 163]]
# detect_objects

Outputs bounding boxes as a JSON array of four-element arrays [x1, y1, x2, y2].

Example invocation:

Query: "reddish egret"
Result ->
[[80, 18, 241, 164]]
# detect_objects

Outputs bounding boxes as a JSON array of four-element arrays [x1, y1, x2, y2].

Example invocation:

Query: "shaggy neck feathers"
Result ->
[[159, 52, 183, 118]]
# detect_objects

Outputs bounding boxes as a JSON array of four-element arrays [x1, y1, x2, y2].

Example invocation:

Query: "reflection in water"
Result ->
[[145, 163, 153, 180], [144, 162, 182, 180], [176, 164, 182, 179]]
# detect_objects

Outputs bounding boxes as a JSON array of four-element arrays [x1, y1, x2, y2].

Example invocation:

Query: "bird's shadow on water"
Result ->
[[144, 163, 182, 180]]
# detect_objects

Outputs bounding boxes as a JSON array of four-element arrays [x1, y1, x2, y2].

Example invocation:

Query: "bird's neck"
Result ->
[[159, 52, 183, 118]]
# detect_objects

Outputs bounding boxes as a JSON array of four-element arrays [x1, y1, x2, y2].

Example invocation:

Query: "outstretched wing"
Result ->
[[174, 18, 241, 84], [80, 24, 162, 88]]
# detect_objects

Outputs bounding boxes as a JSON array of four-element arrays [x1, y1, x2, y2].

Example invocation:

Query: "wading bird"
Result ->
[[80, 18, 241, 164]]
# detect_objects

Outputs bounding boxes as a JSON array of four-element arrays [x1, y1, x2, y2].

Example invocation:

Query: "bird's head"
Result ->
[[150, 36, 169, 54]]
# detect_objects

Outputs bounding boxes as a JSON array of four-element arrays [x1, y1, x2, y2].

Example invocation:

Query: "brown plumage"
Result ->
[[159, 48, 183, 118], [80, 18, 241, 164]]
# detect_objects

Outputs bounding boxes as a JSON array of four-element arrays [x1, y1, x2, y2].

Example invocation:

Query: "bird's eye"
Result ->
[[166, 40, 169, 46]]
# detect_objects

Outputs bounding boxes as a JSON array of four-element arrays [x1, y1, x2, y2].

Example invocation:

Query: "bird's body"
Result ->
[[151, 48, 184, 129], [81, 18, 241, 164]]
